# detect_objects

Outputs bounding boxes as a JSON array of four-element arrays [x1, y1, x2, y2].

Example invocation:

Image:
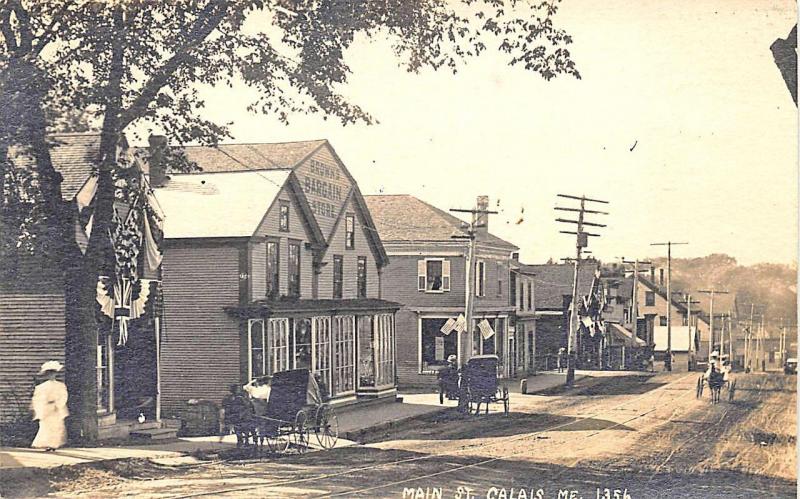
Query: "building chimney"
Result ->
[[659, 268, 664, 286], [475, 195, 489, 238], [148, 134, 168, 187]]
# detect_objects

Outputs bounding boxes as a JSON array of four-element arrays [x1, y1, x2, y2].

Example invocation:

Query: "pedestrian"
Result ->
[[243, 375, 272, 415], [30, 361, 69, 451], [557, 348, 565, 373], [649, 353, 655, 373]]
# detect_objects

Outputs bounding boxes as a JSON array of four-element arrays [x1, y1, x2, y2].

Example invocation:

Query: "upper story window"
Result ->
[[527, 282, 532, 310], [345, 213, 355, 249], [279, 201, 290, 232], [333, 255, 343, 299], [288, 241, 300, 297], [659, 315, 668, 326], [475, 260, 485, 297], [519, 282, 524, 310], [496, 261, 503, 296], [266, 240, 279, 299], [357, 257, 367, 298], [417, 258, 451, 292], [645, 291, 655, 307]]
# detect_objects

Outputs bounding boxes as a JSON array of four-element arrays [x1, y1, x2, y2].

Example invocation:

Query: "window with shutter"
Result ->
[[417, 260, 426, 291], [442, 259, 451, 291]]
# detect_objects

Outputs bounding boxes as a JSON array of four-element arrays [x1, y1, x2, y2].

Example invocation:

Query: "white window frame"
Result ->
[[417, 258, 451, 293], [418, 315, 461, 374]]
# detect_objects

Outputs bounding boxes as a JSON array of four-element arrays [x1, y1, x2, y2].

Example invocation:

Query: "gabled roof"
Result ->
[[9, 132, 101, 201], [363, 194, 518, 250], [638, 276, 693, 314], [179, 140, 327, 172], [528, 263, 598, 310], [152, 170, 291, 239]]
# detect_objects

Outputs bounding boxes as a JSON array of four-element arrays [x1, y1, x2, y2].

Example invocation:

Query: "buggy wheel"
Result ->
[[293, 409, 310, 452], [728, 379, 736, 402], [502, 386, 510, 416], [265, 433, 290, 454], [315, 405, 339, 449], [696, 376, 704, 398]]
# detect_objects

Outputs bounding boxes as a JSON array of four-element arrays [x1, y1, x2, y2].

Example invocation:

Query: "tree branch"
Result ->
[[117, 0, 231, 130], [0, 4, 18, 55], [31, 1, 74, 58]]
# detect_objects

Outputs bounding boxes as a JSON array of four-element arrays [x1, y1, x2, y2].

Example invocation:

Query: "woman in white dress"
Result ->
[[30, 361, 69, 451]]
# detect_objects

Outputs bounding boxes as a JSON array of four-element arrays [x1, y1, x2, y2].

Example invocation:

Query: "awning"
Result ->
[[608, 323, 646, 348]]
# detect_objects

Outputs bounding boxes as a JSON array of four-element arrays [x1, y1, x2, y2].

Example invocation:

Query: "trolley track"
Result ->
[[167, 373, 697, 498]]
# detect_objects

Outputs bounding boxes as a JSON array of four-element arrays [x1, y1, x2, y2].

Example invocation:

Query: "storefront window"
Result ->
[[332, 315, 355, 395], [96, 330, 112, 413], [293, 318, 312, 369], [249, 319, 266, 378], [375, 314, 395, 386], [313, 316, 332, 396], [357, 315, 375, 387], [269, 318, 290, 373], [421, 318, 458, 372]]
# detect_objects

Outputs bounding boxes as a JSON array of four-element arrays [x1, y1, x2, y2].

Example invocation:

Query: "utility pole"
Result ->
[[623, 259, 652, 343], [743, 303, 760, 372], [697, 288, 730, 363], [555, 194, 609, 385], [674, 292, 700, 367], [451, 202, 498, 368], [650, 241, 688, 371]]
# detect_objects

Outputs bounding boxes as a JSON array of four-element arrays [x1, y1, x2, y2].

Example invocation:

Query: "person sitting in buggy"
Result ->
[[221, 384, 256, 446], [438, 355, 460, 404]]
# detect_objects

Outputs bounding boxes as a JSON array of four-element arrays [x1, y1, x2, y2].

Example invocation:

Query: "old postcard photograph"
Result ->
[[0, 1, 797, 497]]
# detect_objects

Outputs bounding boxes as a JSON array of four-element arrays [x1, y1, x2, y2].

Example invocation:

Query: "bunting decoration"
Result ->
[[478, 319, 495, 340]]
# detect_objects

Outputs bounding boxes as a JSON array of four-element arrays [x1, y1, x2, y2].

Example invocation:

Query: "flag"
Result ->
[[453, 314, 467, 333], [478, 319, 495, 340], [440, 317, 456, 336]]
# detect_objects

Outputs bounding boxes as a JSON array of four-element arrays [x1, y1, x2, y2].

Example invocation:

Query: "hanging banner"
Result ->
[[453, 314, 467, 334], [478, 319, 495, 340], [440, 317, 457, 336]]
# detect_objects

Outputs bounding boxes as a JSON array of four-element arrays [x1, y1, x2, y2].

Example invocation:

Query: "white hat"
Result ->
[[38, 360, 64, 374]]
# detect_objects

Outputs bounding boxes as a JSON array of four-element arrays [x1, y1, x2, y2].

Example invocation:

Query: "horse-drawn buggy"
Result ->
[[437, 354, 510, 415], [696, 361, 736, 404], [224, 369, 338, 454]]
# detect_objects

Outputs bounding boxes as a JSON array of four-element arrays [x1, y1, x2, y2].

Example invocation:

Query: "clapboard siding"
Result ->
[[294, 144, 353, 239], [382, 254, 466, 308], [318, 196, 379, 300], [250, 240, 267, 299], [253, 185, 314, 299], [160, 244, 241, 414], [0, 294, 66, 423], [394, 308, 425, 386]]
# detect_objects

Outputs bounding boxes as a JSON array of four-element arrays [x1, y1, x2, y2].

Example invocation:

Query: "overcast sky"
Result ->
[[138, 0, 798, 266]]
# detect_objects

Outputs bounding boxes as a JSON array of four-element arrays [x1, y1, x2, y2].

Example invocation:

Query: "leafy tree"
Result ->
[[0, 0, 579, 440]]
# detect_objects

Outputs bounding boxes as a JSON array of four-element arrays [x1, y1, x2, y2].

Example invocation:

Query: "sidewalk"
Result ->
[[0, 397, 448, 471]]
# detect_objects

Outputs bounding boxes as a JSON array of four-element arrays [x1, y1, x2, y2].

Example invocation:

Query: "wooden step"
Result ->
[[129, 421, 161, 431], [130, 427, 178, 440]]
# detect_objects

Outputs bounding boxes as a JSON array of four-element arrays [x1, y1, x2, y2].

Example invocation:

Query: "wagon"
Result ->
[[227, 369, 338, 454], [459, 355, 509, 415], [696, 367, 736, 404]]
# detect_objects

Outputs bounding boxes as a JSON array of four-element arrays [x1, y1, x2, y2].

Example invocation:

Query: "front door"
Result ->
[[357, 315, 375, 389]]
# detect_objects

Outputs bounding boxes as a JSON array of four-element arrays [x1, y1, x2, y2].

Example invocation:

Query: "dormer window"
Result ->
[[345, 213, 355, 249]]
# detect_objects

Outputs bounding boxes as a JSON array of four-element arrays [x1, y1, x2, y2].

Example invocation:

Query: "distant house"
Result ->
[[364, 195, 518, 386], [600, 267, 646, 370], [525, 262, 602, 370], [151, 138, 400, 418]]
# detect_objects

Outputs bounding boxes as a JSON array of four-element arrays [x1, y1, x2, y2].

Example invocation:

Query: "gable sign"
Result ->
[[300, 158, 350, 219]]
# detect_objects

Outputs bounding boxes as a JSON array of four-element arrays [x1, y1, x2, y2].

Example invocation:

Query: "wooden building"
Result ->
[[363, 194, 518, 388], [151, 139, 399, 418], [527, 262, 603, 370], [510, 261, 538, 375], [1, 133, 164, 442]]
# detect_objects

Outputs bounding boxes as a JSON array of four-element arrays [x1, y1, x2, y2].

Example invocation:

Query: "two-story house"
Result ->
[[364, 195, 518, 387], [151, 138, 400, 419]]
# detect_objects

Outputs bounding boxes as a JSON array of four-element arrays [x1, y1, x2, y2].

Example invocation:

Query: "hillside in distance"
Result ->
[[648, 254, 797, 326]]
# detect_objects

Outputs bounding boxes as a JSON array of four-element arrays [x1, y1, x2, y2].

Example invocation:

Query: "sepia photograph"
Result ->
[[0, 1, 797, 497]]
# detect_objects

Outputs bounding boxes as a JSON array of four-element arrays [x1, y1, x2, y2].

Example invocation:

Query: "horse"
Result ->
[[707, 369, 725, 404]]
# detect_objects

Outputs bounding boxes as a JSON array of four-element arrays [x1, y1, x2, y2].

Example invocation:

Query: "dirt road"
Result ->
[[4, 372, 796, 498]]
